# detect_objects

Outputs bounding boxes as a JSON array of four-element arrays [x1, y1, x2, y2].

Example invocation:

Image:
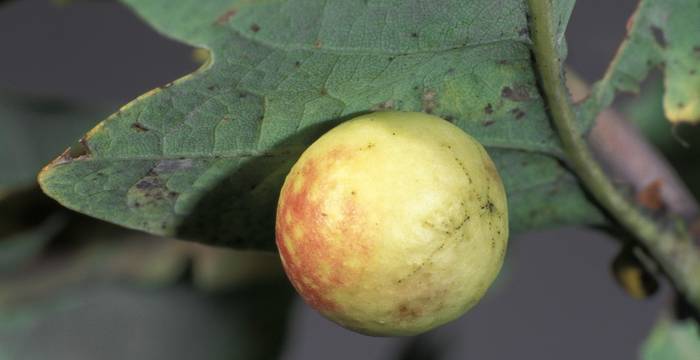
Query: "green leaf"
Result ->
[[0, 93, 112, 191], [38, 0, 604, 250], [642, 316, 700, 360], [580, 0, 700, 125]]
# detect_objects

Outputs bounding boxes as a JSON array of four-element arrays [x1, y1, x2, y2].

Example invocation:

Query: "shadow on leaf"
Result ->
[[175, 111, 370, 251]]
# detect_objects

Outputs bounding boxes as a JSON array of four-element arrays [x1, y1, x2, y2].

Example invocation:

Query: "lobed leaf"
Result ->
[[38, 0, 604, 250], [579, 0, 700, 125]]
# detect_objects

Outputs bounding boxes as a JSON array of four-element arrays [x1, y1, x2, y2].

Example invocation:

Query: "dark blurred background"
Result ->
[[0, 0, 666, 359]]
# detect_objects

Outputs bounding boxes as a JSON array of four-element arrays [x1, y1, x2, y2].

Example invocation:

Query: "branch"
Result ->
[[566, 71, 700, 222], [527, 1, 700, 308], [590, 111, 699, 220]]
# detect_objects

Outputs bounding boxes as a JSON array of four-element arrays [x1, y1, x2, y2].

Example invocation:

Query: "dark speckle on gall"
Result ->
[[482, 200, 496, 214]]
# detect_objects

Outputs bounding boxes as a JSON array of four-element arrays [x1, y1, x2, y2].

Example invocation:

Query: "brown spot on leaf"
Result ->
[[410, 32, 419, 38], [422, 90, 437, 114], [215, 9, 237, 25], [52, 141, 90, 165], [636, 179, 664, 211], [131, 123, 149, 132], [371, 99, 395, 111], [482, 119, 495, 127], [250, 23, 260, 32], [64, 137, 92, 160], [502, 86, 530, 101], [518, 27, 529, 36], [484, 103, 493, 114], [314, 39, 322, 48], [135, 177, 161, 191], [497, 59, 509, 65], [130, 178, 169, 209], [319, 88, 328, 96], [133, 175, 167, 199], [650, 26, 667, 48], [207, 85, 218, 91], [510, 108, 526, 120], [294, 61, 301, 68]]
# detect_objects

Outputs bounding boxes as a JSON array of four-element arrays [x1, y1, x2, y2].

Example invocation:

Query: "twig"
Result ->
[[527, 0, 700, 308], [589, 110, 699, 221], [566, 71, 700, 222]]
